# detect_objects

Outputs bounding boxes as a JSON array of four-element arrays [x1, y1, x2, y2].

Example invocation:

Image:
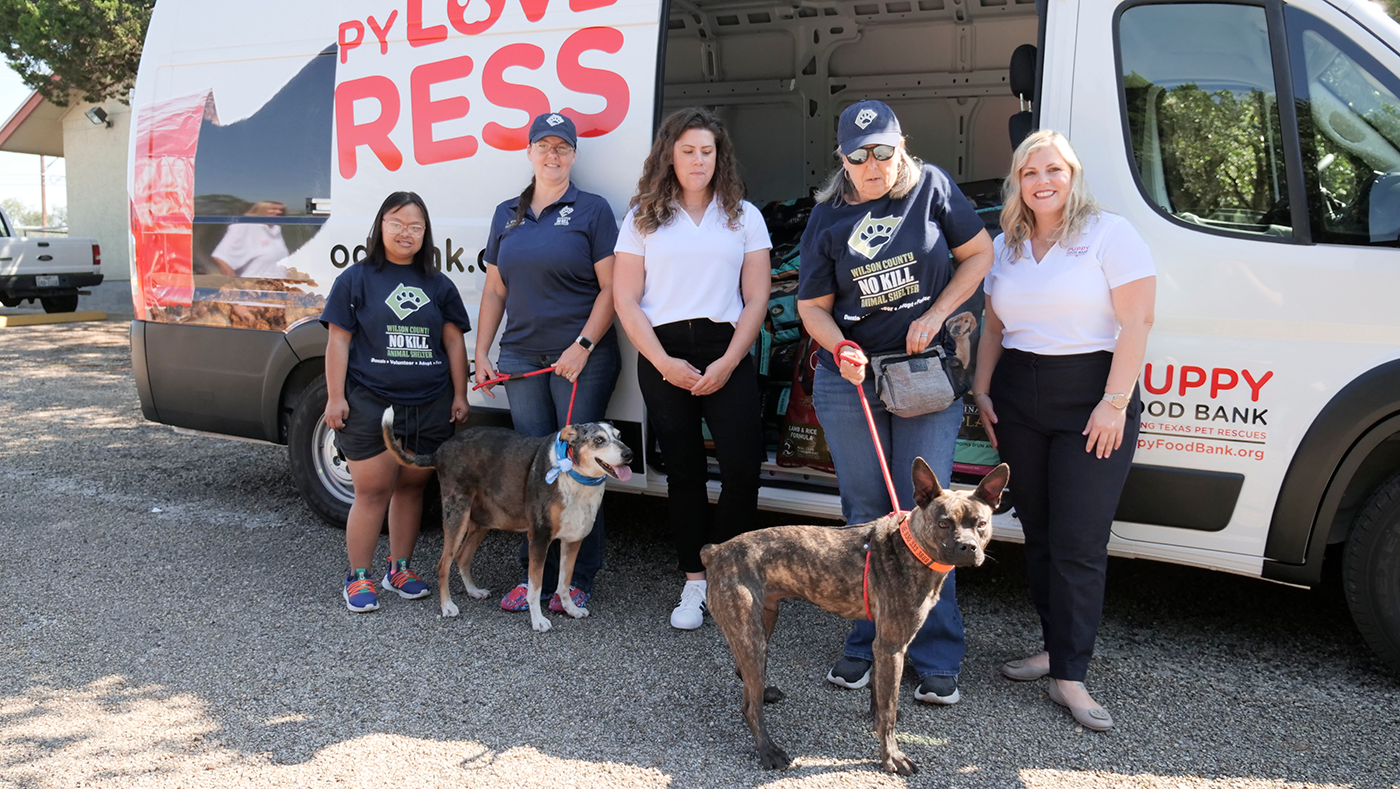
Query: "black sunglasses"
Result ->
[[845, 144, 897, 165]]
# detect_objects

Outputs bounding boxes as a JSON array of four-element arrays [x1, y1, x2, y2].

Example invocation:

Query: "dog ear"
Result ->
[[912, 457, 943, 509], [559, 425, 579, 443], [974, 463, 1010, 508]]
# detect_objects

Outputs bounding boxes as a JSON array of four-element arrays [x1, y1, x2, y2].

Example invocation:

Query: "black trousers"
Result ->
[[638, 319, 762, 573], [990, 349, 1140, 682]]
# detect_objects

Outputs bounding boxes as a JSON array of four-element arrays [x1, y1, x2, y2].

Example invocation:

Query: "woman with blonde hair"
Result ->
[[613, 107, 772, 629], [974, 130, 1156, 730]]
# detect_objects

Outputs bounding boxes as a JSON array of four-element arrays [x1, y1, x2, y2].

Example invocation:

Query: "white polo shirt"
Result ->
[[615, 198, 771, 327], [985, 212, 1155, 355]]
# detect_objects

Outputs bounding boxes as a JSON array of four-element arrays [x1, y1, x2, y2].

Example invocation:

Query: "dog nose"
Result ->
[[957, 540, 980, 554], [622, 447, 634, 463]]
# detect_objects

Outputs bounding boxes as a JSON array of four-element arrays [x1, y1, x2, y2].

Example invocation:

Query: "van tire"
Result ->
[[1344, 471, 1400, 675], [41, 295, 79, 313], [287, 374, 354, 528]]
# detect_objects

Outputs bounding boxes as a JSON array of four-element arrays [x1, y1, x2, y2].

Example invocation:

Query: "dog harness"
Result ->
[[544, 432, 606, 486], [862, 513, 956, 621]]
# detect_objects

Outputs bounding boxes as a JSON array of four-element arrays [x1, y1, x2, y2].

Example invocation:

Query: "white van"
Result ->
[[127, 0, 1400, 671]]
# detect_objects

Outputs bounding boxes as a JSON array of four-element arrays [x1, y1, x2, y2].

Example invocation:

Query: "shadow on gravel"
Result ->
[[2, 321, 1398, 788]]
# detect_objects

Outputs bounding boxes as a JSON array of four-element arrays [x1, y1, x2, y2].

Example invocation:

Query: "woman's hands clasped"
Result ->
[[1083, 400, 1128, 459]]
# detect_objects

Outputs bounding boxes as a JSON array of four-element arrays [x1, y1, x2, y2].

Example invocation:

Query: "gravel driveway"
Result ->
[[0, 313, 1396, 788]]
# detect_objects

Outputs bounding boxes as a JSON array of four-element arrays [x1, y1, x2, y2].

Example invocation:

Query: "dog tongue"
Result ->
[[614, 465, 633, 482]]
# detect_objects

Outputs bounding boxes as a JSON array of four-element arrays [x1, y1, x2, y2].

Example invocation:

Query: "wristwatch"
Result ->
[[1103, 392, 1130, 410], [574, 334, 594, 351]]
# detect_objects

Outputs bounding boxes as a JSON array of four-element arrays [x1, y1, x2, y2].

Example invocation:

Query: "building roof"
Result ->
[[0, 90, 64, 157]]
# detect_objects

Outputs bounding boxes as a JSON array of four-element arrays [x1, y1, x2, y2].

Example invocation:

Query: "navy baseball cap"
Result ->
[[837, 100, 902, 156], [528, 112, 577, 148]]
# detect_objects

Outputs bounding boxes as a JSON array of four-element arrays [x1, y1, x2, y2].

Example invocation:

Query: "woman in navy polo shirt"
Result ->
[[475, 112, 621, 614], [797, 100, 994, 705]]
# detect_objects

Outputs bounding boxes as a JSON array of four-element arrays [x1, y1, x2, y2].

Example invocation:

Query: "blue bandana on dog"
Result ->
[[544, 432, 607, 486]]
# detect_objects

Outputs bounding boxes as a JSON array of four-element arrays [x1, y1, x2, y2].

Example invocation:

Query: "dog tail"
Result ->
[[381, 406, 436, 468]]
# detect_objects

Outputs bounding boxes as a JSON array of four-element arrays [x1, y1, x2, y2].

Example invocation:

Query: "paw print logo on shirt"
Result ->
[[847, 212, 903, 259], [555, 206, 574, 226], [386, 283, 431, 320]]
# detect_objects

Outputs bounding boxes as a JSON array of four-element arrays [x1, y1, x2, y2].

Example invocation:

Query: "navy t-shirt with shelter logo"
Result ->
[[483, 183, 619, 355], [319, 260, 471, 406], [797, 163, 984, 372]]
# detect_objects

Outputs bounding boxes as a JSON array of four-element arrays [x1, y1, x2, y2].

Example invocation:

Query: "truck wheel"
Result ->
[[0, 296, 20, 307], [41, 295, 79, 313], [1344, 471, 1400, 675], [287, 374, 354, 528]]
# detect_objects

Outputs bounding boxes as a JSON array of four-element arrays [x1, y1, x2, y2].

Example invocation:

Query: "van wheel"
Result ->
[[1344, 471, 1400, 675], [0, 295, 20, 307], [287, 374, 354, 528], [41, 295, 79, 313]]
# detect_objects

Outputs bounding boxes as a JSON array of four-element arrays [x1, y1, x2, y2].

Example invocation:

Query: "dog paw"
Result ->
[[757, 745, 791, 770], [881, 751, 918, 776], [531, 616, 553, 633], [565, 606, 589, 619], [440, 601, 459, 618], [464, 586, 490, 600], [764, 685, 786, 704]]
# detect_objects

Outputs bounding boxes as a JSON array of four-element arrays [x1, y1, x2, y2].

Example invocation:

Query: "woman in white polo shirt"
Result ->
[[973, 130, 1156, 731], [613, 107, 772, 630]]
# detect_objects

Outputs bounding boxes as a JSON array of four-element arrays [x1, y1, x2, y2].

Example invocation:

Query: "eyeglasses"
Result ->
[[383, 220, 426, 237], [531, 141, 576, 157], [845, 145, 897, 165]]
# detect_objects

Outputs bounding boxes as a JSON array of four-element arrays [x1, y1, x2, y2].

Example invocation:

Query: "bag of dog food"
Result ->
[[776, 331, 836, 474]]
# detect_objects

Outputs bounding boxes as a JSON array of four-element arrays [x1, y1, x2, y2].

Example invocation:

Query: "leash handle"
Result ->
[[833, 339, 902, 517], [471, 363, 580, 428]]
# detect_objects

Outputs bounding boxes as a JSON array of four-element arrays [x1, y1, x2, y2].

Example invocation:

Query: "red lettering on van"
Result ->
[[408, 0, 448, 47], [482, 45, 550, 151], [1210, 367, 1238, 399], [411, 56, 479, 164], [1144, 362, 1172, 395], [367, 11, 399, 55], [339, 21, 365, 64], [448, 0, 506, 35], [558, 27, 629, 137], [1241, 369, 1273, 402], [335, 76, 403, 177], [1178, 365, 1207, 396], [570, 0, 618, 8]]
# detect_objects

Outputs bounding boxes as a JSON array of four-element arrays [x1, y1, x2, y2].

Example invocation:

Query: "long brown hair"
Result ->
[[629, 107, 746, 235]]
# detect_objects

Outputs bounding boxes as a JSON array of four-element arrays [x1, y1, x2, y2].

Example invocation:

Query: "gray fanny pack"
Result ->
[[869, 347, 971, 418]]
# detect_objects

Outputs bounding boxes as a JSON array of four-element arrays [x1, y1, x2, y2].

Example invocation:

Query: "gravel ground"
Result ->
[[0, 317, 1397, 789]]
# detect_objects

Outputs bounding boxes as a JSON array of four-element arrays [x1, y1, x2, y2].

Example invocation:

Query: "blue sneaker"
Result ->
[[344, 568, 379, 612], [382, 558, 430, 600]]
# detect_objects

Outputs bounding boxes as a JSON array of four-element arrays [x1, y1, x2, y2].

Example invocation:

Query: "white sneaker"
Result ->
[[670, 580, 708, 630]]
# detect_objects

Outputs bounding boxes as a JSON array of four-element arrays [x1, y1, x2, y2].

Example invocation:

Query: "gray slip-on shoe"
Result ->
[[1046, 680, 1114, 731], [1000, 657, 1051, 681]]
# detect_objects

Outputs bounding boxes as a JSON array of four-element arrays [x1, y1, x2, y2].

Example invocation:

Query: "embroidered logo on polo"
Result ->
[[847, 212, 903, 259], [547, 114, 565, 126], [555, 206, 574, 226], [1066, 245, 1090, 257], [854, 108, 878, 129], [386, 283, 430, 320]]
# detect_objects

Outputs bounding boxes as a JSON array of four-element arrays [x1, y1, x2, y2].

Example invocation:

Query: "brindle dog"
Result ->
[[382, 413, 633, 633], [701, 459, 1009, 774]]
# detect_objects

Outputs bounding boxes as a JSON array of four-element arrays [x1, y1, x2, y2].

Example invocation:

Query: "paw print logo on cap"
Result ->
[[547, 114, 565, 126], [854, 108, 878, 129]]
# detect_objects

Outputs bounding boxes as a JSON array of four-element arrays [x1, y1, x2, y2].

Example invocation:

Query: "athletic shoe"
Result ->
[[549, 587, 590, 613], [670, 580, 707, 630], [343, 568, 379, 613], [381, 558, 430, 600], [500, 583, 531, 612], [914, 675, 961, 705], [826, 657, 872, 689]]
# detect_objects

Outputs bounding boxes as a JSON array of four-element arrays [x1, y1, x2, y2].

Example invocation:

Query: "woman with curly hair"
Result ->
[[613, 107, 772, 630]]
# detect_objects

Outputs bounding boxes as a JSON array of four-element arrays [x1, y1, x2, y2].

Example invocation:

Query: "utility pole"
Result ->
[[39, 155, 47, 228]]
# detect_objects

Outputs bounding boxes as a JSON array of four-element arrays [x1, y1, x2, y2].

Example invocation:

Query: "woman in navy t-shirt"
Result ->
[[796, 100, 994, 704], [320, 192, 472, 613], [474, 113, 621, 614]]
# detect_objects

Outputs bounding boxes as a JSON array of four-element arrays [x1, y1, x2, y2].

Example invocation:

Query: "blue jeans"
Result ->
[[497, 337, 621, 595], [813, 365, 966, 679]]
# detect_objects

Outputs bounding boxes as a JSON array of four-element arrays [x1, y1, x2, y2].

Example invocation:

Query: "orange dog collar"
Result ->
[[899, 514, 955, 573]]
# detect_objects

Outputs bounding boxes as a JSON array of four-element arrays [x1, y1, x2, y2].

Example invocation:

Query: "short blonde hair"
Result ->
[[999, 130, 1099, 262], [814, 143, 922, 205]]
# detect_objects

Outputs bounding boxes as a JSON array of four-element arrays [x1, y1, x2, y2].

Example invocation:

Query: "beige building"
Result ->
[[0, 91, 132, 281]]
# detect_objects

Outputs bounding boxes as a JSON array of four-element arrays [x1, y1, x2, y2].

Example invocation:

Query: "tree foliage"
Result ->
[[1, 198, 66, 229], [0, 0, 155, 106]]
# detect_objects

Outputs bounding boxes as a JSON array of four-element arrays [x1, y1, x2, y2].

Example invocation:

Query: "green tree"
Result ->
[[0, 1, 155, 106]]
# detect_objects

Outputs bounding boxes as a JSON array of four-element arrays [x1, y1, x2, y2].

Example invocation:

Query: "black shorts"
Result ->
[[335, 380, 456, 462]]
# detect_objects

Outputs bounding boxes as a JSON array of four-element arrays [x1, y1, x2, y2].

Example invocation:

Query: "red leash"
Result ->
[[473, 364, 579, 425], [834, 339, 951, 622]]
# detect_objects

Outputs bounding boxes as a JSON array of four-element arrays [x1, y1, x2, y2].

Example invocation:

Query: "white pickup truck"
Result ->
[[0, 204, 102, 313]]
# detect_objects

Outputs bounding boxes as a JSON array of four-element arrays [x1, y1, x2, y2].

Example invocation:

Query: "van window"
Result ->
[[1286, 6, 1400, 246], [1119, 4, 1294, 238]]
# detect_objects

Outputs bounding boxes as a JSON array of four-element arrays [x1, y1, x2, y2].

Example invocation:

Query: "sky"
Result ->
[[0, 59, 66, 217]]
